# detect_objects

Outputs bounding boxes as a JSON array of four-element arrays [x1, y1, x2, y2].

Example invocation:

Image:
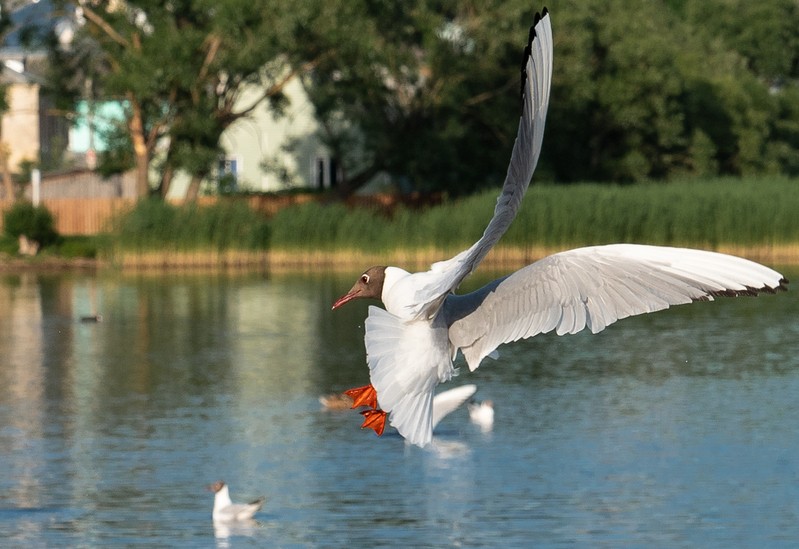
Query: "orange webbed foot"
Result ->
[[360, 409, 387, 436], [344, 384, 378, 409]]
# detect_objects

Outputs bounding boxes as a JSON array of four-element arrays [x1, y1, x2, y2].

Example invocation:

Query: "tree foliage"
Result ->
[[297, 0, 539, 195], [548, 0, 799, 182], [2, 201, 58, 246], [34, 0, 799, 198], [298, 0, 799, 192], [43, 0, 316, 199]]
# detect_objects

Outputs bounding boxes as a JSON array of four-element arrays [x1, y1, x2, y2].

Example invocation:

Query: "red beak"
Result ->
[[332, 290, 359, 310]]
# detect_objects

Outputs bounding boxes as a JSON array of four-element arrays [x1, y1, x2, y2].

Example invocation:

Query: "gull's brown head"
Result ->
[[207, 480, 225, 493], [332, 266, 387, 310]]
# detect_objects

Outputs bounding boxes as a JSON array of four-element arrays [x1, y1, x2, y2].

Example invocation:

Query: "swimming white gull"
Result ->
[[207, 481, 264, 522]]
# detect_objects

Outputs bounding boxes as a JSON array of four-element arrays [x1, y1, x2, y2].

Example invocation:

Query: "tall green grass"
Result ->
[[111, 199, 270, 252], [108, 177, 798, 266], [269, 177, 799, 253]]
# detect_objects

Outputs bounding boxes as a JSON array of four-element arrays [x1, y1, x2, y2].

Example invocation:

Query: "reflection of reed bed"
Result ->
[[108, 242, 799, 271]]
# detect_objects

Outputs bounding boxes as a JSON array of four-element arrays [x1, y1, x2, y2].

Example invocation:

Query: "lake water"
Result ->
[[0, 267, 797, 547]]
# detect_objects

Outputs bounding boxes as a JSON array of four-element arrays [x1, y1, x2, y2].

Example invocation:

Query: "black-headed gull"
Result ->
[[207, 481, 264, 522], [332, 8, 787, 448], [468, 400, 494, 431], [323, 384, 477, 432]]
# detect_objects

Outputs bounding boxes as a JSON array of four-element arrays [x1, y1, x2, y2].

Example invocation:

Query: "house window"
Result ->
[[329, 158, 339, 188], [313, 156, 339, 189], [316, 157, 325, 190], [218, 157, 239, 193]]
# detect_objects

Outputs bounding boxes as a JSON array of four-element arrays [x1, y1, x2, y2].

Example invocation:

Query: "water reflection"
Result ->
[[0, 268, 796, 546], [212, 518, 261, 548]]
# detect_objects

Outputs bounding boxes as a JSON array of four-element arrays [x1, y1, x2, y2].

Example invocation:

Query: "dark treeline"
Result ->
[[36, 0, 799, 196], [543, 0, 799, 184], [293, 0, 799, 194]]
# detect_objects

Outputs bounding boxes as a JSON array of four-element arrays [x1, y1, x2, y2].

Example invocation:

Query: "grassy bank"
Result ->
[[104, 176, 799, 268], [268, 177, 799, 263], [104, 199, 270, 267]]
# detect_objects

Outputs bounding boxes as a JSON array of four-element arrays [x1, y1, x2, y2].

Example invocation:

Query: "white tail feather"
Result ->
[[365, 306, 453, 447]]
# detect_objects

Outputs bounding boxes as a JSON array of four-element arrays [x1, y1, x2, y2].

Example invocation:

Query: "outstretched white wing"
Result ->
[[409, 10, 554, 319], [431, 384, 477, 430], [445, 244, 788, 369]]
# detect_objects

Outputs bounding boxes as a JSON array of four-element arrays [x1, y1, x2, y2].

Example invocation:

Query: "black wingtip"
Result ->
[[702, 277, 790, 299], [519, 8, 549, 111]]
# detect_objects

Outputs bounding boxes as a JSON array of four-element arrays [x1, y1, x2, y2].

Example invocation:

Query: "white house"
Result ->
[[217, 76, 338, 193], [3, 0, 339, 199], [67, 74, 338, 200], [165, 74, 338, 199]]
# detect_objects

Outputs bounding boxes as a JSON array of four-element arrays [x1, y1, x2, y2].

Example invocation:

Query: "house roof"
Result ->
[[1, 0, 59, 84], [0, 50, 47, 85], [4, 0, 58, 49]]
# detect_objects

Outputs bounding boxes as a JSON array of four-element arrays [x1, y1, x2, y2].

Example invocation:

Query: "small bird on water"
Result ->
[[332, 8, 787, 448], [468, 400, 495, 431], [207, 481, 264, 522]]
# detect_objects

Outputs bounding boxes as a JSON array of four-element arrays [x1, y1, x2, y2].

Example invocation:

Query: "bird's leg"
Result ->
[[344, 384, 387, 436], [344, 384, 378, 409], [359, 408, 387, 436]]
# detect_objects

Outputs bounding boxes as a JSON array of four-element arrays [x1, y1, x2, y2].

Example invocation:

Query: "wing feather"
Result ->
[[409, 10, 553, 318], [445, 244, 787, 369], [431, 384, 477, 430]]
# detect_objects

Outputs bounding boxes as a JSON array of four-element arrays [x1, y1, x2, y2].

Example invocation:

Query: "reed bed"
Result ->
[[269, 176, 799, 254], [110, 177, 799, 267], [109, 199, 270, 261]]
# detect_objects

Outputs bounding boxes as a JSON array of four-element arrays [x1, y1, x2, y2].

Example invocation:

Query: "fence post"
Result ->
[[32, 169, 41, 206]]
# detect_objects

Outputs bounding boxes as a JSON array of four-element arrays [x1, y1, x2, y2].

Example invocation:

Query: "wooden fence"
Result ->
[[0, 197, 136, 236]]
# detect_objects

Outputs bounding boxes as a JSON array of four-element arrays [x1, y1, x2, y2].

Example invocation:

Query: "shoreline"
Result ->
[[3, 243, 798, 273]]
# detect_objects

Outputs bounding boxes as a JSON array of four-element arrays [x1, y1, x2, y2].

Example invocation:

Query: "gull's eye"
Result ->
[[361, 274, 370, 284]]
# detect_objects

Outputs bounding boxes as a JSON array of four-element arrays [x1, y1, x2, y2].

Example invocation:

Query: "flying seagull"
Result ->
[[207, 481, 264, 522], [332, 8, 787, 448]]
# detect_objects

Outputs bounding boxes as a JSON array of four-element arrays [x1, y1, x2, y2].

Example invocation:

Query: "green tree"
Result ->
[[35, 0, 799, 199], [44, 0, 317, 200], [2, 201, 58, 247], [297, 0, 537, 196], [681, 0, 799, 83], [301, 0, 799, 188], [0, 0, 15, 200], [540, 0, 799, 181], [679, 0, 799, 177]]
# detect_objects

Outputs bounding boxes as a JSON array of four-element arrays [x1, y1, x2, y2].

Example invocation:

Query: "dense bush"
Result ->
[[2, 201, 59, 247], [0, 234, 17, 255], [57, 236, 100, 259]]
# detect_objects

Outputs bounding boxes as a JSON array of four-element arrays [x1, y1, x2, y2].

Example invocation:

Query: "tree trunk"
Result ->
[[184, 174, 202, 203], [127, 95, 151, 198], [159, 164, 174, 199], [1, 144, 14, 200]]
